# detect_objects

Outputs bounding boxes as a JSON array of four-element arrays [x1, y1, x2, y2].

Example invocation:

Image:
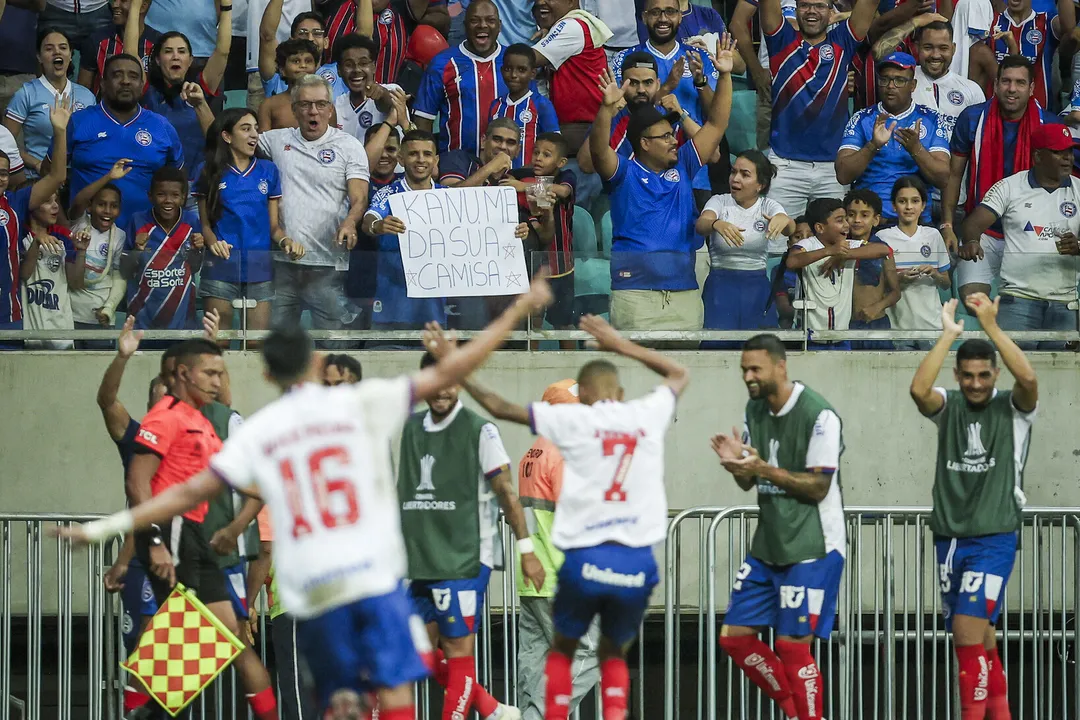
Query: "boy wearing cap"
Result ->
[[959, 122, 1080, 349], [836, 51, 951, 224]]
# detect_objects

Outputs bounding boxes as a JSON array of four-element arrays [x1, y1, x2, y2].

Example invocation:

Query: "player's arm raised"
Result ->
[[56, 469, 228, 545], [965, 292, 1038, 412], [910, 298, 965, 416], [579, 314, 691, 396], [97, 317, 140, 442], [411, 278, 553, 403]]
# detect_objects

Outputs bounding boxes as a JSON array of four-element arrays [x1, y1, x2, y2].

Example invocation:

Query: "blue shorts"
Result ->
[[702, 268, 779, 337], [297, 587, 432, 710], [935, 533, 1017, 631], [409, 564, 491, 638], [120, 557, 159, 655], [223, 562, 248, 620], [552, 543, 659, 648], [724, 551, 844, 639]]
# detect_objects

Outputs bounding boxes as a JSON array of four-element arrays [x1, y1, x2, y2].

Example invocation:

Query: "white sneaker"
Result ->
[[493, 703, 522, 720]]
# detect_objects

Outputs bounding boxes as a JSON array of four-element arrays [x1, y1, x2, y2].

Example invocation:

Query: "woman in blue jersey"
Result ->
[[2, 28, 95, 180], [138, 5, 232, 189], [694, 150, 794, 343], [196, 108, 302, 336]]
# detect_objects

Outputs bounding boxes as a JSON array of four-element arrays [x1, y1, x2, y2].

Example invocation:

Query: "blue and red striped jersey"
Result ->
[[81, 24, 161, 94], [989, 10, 1060, 109], [765, 19, 863, 161], [414, 42, 506, 155], [488, 91, 560, 168], [0, 187, 32, 325], [326, 0, 418, 85], [123, 208, 202, 330]]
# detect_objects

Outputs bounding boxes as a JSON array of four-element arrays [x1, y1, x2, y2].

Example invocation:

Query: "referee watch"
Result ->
[[149, 523, 164, 547]]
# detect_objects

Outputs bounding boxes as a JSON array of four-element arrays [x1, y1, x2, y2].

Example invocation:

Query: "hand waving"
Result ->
[[713, 33, 737, 74], [49, 93, 74, 131], [596, 68, 625, 108]]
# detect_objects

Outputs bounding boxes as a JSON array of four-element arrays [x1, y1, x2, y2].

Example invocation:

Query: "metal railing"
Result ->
[[663, 506, 1080, 720]]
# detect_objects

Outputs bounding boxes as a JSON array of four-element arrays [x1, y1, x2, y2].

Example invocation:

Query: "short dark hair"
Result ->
[[805, 198, 845, 235], [364, 123, 401, 143], [735, 149, 777, 196], [93, 182, 123, 205], [794, 215, 808, 226], [324, 353, 363, 381], [401, 128, 438, 150], [844, 188, 883, 216], [150, 165, 188, 196], [743, 333, 786, 361], [277, 38, 319, 72], [891, 174, 928, 204], [998, 55, 1034, 81], [334, 33, 379, 65], [577, 359, 618, 386], [102, 53, 143, 78], [264, 326, 314, 384], [956, 339, 997, 367], [914, 19, 954, 42], [504, 42, 537, 68], [291, 10, 325, 37], [173, 338, 223, 371], [535, 131, 568, 159]]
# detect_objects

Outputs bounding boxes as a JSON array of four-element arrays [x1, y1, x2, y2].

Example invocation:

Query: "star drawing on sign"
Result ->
[[506, 271, 522, 287], [503, 243, 516, 259], [406, 271, 419, 286]]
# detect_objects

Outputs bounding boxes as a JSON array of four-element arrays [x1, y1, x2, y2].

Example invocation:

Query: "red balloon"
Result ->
[[406, 26, 449, 69]]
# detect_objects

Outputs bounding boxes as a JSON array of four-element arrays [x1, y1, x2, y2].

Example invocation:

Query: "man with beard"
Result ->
[[836, 52, 951, 223], [959, 123, 1080, 347], [414, 0, 506, 156], [938, 56, 1060, 303], [760, 0, 877, 218], [985, 0, 1074, 111], [51, 53, 183, 227], [589, 37, 733, 333], [712, 333, 846, 720]]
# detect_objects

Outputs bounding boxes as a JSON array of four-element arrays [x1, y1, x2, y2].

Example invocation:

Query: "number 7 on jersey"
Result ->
[[601, 431, 640, 502]]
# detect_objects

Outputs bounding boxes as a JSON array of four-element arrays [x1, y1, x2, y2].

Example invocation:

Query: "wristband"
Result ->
[[219, 4, 233, 9], [693, 79, 707, 88], [938, 222, 953, 230], [83, 510, 134, 542], [517, 537, 535, 554]]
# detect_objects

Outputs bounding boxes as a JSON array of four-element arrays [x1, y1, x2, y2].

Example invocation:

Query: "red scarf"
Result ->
[[966, 96, 1040, 212]]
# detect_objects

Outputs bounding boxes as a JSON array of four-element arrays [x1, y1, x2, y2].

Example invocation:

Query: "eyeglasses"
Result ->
[[876, 76, 913, 87], [644, 7, 680, 19], [642, 131, 676, 141], [296, 28, 327, 38], [293, 100, 331, 111]]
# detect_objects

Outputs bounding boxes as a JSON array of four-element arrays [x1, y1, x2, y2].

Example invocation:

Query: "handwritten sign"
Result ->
[[387, 186, 529, 298]]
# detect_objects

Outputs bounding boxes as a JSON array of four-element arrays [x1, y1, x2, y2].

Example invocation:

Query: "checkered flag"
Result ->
[[121, 583, 245, 716]]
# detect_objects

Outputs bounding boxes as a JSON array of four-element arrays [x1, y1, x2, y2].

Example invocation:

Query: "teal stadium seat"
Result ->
[[573, 207, 610, 318]]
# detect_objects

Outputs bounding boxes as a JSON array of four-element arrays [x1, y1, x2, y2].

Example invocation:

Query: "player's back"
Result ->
[[210, 377, 413, 618], [529, 386, 677, 551]]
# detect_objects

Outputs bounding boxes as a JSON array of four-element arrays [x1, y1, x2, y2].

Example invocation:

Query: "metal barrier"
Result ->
[[664, 506, 1080, 720]]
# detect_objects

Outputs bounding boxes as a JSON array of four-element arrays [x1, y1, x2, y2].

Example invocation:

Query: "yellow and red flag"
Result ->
[[121, 583, 244, 716]]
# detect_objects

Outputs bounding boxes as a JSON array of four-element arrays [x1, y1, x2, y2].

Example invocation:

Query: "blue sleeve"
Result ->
[[679, 138, 705, 178], [267, 163, 283, 198], [950, 107, 977, 155], [840, 110, 867, 149], [368, 187, 392, 219], [927, 111, 951, 153], [607, 155, 628, 186], [699, 49, 719, 91], [538, 96, 560, 133], [764, 18, 796, 55], [6, 84, 30, 122], [7, 186, 31, 225], [413, 57, 445, 118], [701, 7, 727, 33], [438, 151, 472, 181], [165, 122, 185, 169], [831, 19, 863, 54]]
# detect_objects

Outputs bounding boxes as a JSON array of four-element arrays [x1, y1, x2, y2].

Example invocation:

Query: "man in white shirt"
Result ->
[[948, 0, 994, 78], [960, 122, 1080, 349], [257, 74, 370, 342]]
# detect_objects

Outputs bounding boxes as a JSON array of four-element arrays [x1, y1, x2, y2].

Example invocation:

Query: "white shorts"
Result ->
[[956, 233, 1004, 289]]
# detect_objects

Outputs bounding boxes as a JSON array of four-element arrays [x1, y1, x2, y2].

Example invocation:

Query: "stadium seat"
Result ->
[[599, 211, 612, 258], [572, 205, 598, 257]]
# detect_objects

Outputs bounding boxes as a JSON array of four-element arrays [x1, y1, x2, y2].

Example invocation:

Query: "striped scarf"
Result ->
[[966, 96, 1040, 213]]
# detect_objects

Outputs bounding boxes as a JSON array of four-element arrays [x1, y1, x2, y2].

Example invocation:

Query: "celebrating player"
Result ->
[[909, 294, 1037, 720], [426, 314, 690, 720], [55, 277, 554, 720], [712, 334, 846, 720]]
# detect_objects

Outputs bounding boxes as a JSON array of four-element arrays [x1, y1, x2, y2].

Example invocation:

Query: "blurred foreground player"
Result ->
[[57, 278, 555, 720], [712, 334, 846, 720], [428, 314, 690, 720], [909, 294, 1037, 720]]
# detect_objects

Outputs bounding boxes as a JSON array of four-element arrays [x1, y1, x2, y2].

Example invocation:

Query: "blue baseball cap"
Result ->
[[877, 51, 917, 71]]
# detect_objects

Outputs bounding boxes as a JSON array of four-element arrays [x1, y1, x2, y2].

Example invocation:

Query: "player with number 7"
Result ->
[[424, 312, 690, 720]]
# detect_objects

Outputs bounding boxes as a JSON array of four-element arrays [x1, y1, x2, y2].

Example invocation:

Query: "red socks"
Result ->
[[600, 657, 630, 720], [774, 639, 823, 720], [985, 646, 1010, 719], [442, 656, 477, 720], [432, 650, 500, 718], [956, 644, 989, 720], [544, 651, 573, 720], [718, 635, 798, 719], [246, 687, 279, 720]]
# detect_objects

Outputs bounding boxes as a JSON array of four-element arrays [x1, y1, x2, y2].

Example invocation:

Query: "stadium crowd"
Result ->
[[0, 0, 1077, 351]]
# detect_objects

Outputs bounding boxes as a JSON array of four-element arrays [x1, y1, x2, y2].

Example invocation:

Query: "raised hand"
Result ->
[[963, 292, 999, 327], [49, 93, 73, 131], [117, 315, 142, 358], [687, 49, 705, 84], [941, 298, 965, 336], [180, 82, 206, 107], [202, 308, 221, 342], [421, 321, 458, 360], [894, 119, 923, 154], [519, 276, 554, 312], [710, 427, 745, 462], [580, 313, 627, 353], [872, 114, 896, 149], [658, 93, 683, 115], [109, 158, 134, 180], [72, 229, 91, 252], [597, 68, 626, 108], [713, 33, 737, 74]]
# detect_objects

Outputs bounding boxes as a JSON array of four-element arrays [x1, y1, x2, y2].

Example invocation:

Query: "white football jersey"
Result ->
[[529, 387, 677, 550], [210, 378, 412, 619]]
